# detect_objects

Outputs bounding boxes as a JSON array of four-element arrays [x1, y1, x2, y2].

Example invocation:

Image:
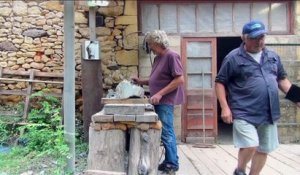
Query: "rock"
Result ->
[[0, 62, 7, 67], [115, 79, 144, 99], [0, 41, 18, 51], [0, 7, 12, 16], [98, 6, 124, 17], [75, 12, 87, 24], [40, 1, 63, 12], [115, 50, 138, 66], [28, 6, 41, 15], [22, 29, 48, 38], [13, 1, 28, 16], [44, 49, 54, 55]]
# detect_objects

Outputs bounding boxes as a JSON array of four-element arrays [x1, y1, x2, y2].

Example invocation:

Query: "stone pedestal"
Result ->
[[87, 99, 162, 175]]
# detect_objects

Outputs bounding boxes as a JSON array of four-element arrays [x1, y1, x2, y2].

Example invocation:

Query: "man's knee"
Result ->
[[240, 147, 256, 153]]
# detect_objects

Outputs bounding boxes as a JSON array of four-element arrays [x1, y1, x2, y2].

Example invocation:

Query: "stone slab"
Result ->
[[114, 114, 136, 122], [135, 111, 158, 122], [102, 98, 149, 104], [104, 104, 145, 115], [92, 110, 114, 123]]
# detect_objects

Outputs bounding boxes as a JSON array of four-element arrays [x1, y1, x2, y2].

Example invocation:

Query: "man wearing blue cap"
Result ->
[[215, 20, 300, 175]]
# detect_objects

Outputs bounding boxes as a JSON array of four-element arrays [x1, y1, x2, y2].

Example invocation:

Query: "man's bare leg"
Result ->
[[236, 147, 256, 172], [249, 151, 268, 175]]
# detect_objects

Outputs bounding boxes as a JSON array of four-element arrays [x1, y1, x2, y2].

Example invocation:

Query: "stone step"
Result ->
[[92, 110, 113, 123], [92, 110, 158, 123], [104, 104, 145, 115], [136, 111, 158, 122]]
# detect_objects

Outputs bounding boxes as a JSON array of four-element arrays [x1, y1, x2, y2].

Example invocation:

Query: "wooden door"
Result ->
[[181, 38, 217, 143]]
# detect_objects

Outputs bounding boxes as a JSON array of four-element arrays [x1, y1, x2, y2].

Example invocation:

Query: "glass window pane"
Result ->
[[141, 4, 159, 33], [252, 3, 269, 30], [179, 5, 196, 33], [197, 3, 214, 33], [234, 3, 250, 33], [188, 74, 212, 89], [187, 58, 212, 73], [187, 42, 211, 57], [160, 4, 177, 33], [271, 3, 287, 32], [216, 3, 233, 33]]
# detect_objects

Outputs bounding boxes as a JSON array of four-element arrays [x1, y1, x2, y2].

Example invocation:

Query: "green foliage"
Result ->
[[0, 102, 24, 123], [0, 123, 10, 144], [21, 91, 69, 161], [28, 91, 61, 125], [0, 91, 71, 174]]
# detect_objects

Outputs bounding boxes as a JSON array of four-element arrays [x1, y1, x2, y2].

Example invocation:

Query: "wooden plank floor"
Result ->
[[158, 143, 300, 175]]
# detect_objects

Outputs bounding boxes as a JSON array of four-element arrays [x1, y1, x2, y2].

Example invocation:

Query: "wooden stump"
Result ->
[[87, 126, 127, 173], [128, 128, 162, 175]]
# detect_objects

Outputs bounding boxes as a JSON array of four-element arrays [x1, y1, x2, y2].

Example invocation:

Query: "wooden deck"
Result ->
[[164, 143, 300, 175]]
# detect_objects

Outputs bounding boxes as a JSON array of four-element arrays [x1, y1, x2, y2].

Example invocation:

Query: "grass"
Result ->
[[0, 141, 88, 175], [0, 93, 88, 174]]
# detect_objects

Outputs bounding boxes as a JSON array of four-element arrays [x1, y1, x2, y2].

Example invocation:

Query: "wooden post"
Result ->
[[128, 128, 162, 175], [87, 126, 127, 172], [82, 6, 104, 141], [23, 70, 34, 119]]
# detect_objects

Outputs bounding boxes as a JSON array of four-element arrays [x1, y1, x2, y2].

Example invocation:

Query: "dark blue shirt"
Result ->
[[215, 43, 287, 124]]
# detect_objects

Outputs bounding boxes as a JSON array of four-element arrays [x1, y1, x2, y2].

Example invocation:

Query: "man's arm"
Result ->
[[150, 75, 184, 104], [279, 78, 300, 107], [215, 82, 232, 124], [131, 77, 149, 86], [278, 78, 292, 94]]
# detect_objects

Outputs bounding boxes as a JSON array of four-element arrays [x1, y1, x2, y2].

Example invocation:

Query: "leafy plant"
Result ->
[[0, 91, 70, 174], [0, 91, 92, 174], [0, 123, 18, 145], [20, 91, 69, 159], [0, 123, 10, 144]]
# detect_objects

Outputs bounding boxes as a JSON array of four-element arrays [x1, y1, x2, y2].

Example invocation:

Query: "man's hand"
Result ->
[[297, 102, 300, 108], [131, 76, 141, 85], [150, 94, 162, 105], [221, 106, 233, 124]]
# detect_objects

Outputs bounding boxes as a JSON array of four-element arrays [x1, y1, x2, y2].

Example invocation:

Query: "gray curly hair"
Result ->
[[145, 30, 169, 49]]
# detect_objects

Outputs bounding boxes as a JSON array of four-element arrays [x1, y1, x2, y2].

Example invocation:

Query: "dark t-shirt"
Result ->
[[149, 49, 185, 105], [215, 43, 287, 124]]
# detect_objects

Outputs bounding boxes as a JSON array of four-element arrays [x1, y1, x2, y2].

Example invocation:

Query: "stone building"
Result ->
[[0, 0, 299, 143]]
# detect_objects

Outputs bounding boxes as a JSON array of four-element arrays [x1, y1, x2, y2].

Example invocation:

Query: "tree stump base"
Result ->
[[87, 127, 127, 172], [128, 128, 161, 175], [87, 103, 162, 174]]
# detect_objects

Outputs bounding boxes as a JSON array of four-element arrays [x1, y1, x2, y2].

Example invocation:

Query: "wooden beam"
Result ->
[[82, 6, 104, 141], [0, 78, 63, 84]]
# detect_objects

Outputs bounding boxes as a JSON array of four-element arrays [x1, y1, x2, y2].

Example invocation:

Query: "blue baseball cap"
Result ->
[[242, 20, 267, 38]]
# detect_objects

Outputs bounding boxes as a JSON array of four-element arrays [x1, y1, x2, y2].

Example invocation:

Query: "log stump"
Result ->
[[88, 100, 162, 174], [87, 126, 127, 173], [128, 128, 162, 175]]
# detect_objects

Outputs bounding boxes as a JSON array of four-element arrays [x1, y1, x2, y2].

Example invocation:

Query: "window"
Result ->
[[140, 1, 291, 35], [187, 42, 212, 89]]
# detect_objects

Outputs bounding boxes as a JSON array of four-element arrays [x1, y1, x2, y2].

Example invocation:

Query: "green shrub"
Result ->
[[0, 91, 71, 174], [20, 91, 69, 159]]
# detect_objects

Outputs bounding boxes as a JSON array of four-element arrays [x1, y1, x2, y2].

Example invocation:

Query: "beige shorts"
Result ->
[[233, 119, 279, 153]]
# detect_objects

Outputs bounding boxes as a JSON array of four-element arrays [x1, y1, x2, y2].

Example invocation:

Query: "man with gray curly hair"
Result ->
[[144, 30, 170, 50], [132, 30, 185, 174]]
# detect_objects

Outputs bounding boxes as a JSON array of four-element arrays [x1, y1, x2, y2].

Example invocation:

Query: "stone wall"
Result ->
[[0, 0, 138, 107], [266, 35, 300, 143]]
